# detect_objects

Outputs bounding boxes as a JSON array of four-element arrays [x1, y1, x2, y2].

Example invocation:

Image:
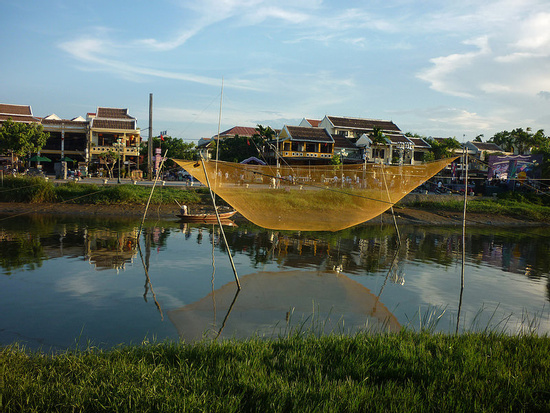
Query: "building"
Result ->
[[197, 126, 260, 159], [0, 103, 141, 176], [40, 114, 89, 164], [266, 125, 334, 165], [217, 126, 258, 139], [299, 115, 420, 164], [298, 118, 321, 128], [88, 107, 141, 174]]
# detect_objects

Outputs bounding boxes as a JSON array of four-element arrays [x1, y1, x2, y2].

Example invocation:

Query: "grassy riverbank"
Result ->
[[402, 191, 550, 223], [2, 331, 549, 412], [0, 176, 203, 205], [1, 176, 550, 223]]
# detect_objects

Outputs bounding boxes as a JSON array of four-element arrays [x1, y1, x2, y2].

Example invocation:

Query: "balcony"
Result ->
[[91, 146, 139, 156], [281, 151, 332, 159]]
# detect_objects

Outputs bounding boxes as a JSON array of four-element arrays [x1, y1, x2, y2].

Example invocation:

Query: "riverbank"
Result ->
[[2, 331, 549, 412], [0, 199, 545, 227], [1, 176, 549, 226]]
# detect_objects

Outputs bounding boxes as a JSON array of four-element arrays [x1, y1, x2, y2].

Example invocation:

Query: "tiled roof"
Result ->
[[96, 107, 134, 119], [386, 134, 412, 144], [0, 103, 38, 123], [408, 137, 431, 149], [219, 126, 258, 137], [306, 119, 321, 127], [91, 119, 137, 130], [471, 142, 503, 151], [327, 116, 401, 132], [0, 114, 38, 123], [285, 126, 333, 143], [332, 134, 357, 149], [0, 103, 32, 116]]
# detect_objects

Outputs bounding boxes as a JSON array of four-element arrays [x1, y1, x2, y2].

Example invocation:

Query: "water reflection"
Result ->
[[168, 270, 401, 342], [0, 213, 549, 350]]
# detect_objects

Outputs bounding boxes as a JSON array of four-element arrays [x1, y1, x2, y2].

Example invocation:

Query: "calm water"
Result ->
[[1, 213, 549, 351]]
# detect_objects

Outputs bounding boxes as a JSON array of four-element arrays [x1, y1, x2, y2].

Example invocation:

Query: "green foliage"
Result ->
[[0, 118, 49, 158], [0, 176, 201, 205], [490, 127, 548, 155], [255, 124, 276, 140], [0, 176, 56, 203], [2, 332, 549, 412], [148, 136, 197, 161], [212, 135, 264, 162], [405, 196, 550, 222], [0, 236, 46, 275], [425, 137, 462, 159], [369, 127, 388, 145]]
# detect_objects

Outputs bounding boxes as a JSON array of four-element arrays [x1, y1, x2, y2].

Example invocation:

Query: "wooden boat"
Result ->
[[176, 209, 237, 223]]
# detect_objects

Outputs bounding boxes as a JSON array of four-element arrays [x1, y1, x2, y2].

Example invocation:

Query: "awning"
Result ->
[[29, 155, 51, 162]]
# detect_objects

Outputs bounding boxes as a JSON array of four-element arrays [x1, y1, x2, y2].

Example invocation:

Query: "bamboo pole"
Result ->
[[456, 147, 469, 333], [137, 149, 168, 241], [201, 156, 241, 289]]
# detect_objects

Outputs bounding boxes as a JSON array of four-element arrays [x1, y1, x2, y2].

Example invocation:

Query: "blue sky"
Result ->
[[2, 0, 550, 143]]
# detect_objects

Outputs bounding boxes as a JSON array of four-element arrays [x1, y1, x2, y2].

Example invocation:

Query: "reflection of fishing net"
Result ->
[[172, 158, 456, 231]]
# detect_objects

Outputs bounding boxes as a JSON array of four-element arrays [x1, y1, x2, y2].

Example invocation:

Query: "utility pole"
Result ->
[[147, 93, 153, 180]]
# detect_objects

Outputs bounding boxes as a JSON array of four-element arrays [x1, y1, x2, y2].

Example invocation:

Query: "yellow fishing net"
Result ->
[[172, 158, 456, 231]]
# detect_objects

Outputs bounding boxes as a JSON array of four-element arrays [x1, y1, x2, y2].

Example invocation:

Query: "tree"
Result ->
[[490, 130, 513, 152], [330, 153, 341, 165], [0, 119, 49, 167], [255, 124, 275, 141], [155, 136, 196, 162], [530, 129, 550, 179], [97, 150, 119, 178], [212, 135, 265, 163], [425, 137, 461, 160], [489, 127, 545, 155], [140, 136, 197, 171], [369, 127, 388, 145]]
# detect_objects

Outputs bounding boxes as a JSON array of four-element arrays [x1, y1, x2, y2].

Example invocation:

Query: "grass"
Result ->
[[1, 330, 549, 412], [403, 195, 550, 222], [0, 176, 201, 205]]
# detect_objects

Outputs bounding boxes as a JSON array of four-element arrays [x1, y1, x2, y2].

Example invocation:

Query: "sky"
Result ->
[[2, 0, 550, 143]]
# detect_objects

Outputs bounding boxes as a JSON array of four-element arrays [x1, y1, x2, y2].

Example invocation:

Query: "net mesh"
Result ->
[[172, 157, 457, 231]]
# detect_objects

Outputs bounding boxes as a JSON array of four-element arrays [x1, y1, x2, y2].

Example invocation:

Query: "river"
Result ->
[[1, 213, 548, 351]]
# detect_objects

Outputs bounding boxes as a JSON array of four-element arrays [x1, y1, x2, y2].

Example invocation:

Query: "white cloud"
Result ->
[[514, 12, 550, 52], [417, 36, 491, 98], [417, 5, 550, 100]]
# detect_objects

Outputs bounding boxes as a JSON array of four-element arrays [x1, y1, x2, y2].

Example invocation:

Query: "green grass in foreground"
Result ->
[[2, 331, 549, 412], [0, 176, 202, 205]]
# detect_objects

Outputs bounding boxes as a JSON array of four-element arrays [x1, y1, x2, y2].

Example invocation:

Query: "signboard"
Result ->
[[487, 154, 542, 182]]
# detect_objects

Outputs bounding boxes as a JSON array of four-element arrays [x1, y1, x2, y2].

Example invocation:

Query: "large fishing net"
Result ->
[[172, 157, 456, 231]]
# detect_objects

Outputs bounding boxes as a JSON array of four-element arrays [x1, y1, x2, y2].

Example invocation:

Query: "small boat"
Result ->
[[176, 209, 237, 223]]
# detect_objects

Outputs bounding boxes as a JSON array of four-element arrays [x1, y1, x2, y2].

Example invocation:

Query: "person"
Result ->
[[180, 204, 188, 215]]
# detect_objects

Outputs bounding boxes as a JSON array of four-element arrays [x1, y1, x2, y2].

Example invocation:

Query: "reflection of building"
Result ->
[[84, 228, 139, 271]]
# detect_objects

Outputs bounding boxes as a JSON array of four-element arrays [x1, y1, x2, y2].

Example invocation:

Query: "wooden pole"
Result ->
[[148, 93, 153, 180], [137, 149, 167, 241], [456, 146, 469, 333], [201, 156, 241, 289]]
